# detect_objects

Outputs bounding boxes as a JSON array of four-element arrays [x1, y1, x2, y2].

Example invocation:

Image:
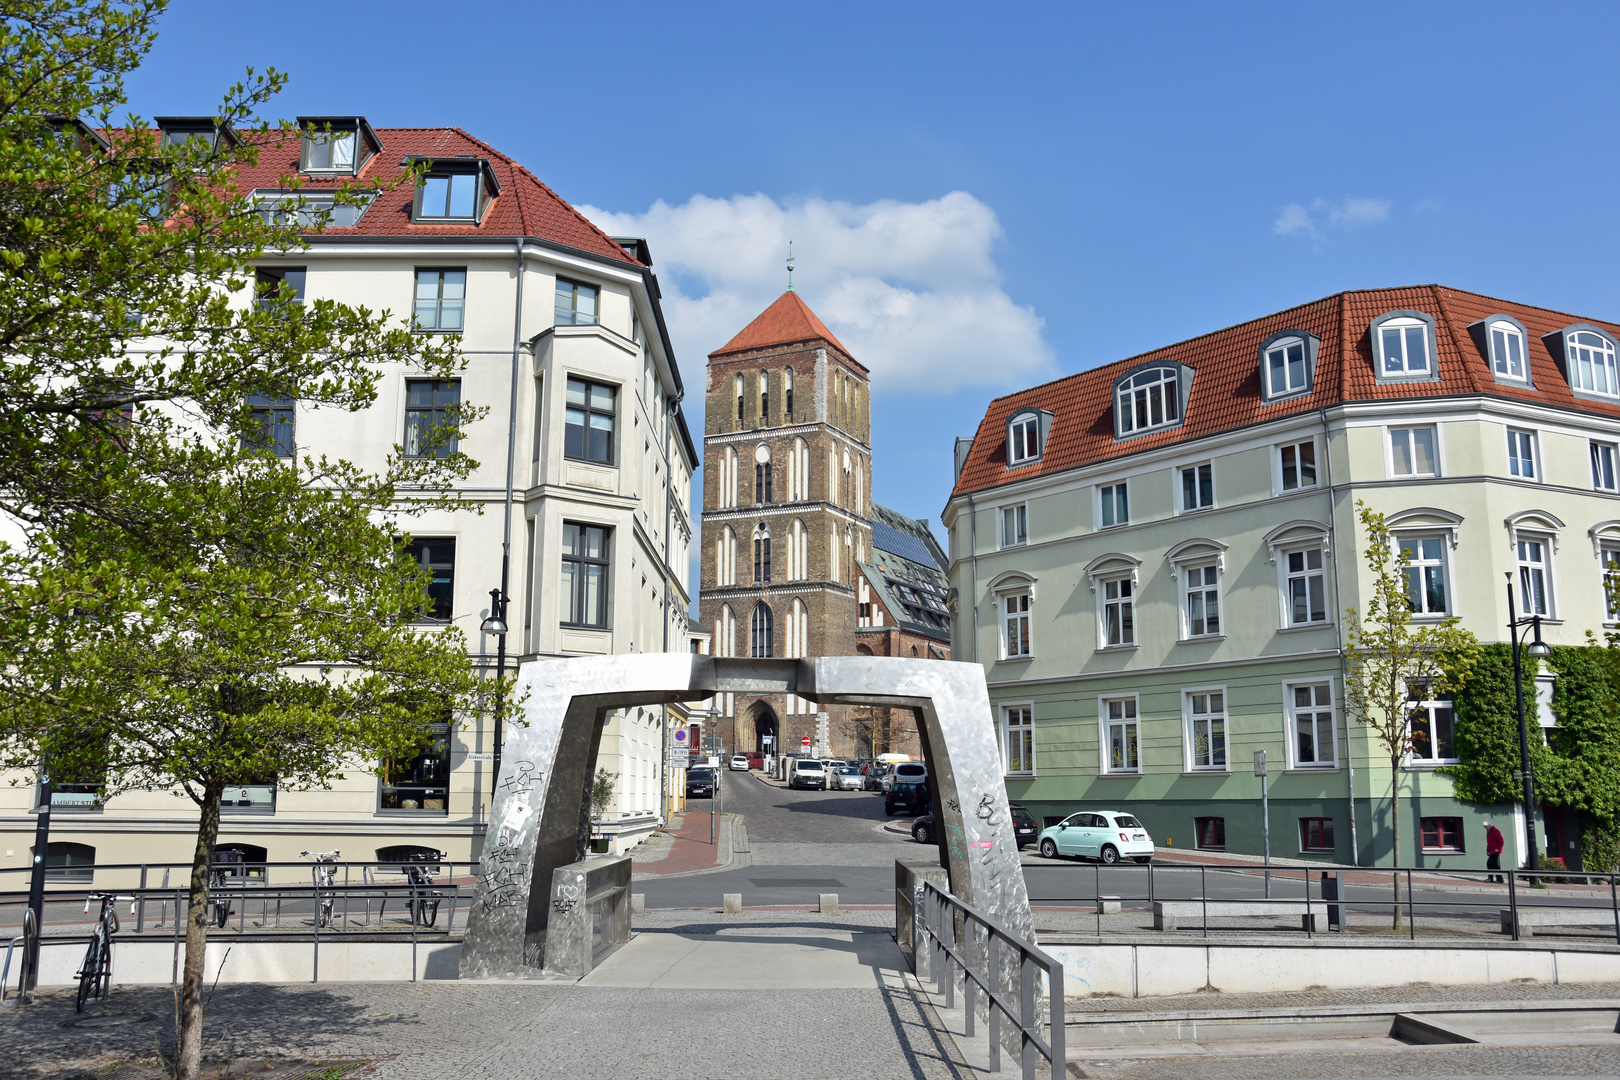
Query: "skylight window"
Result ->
[[1116, 365, 1181, 435]]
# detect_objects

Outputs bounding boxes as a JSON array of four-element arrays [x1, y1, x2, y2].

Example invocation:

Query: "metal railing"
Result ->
[[1022, 860, 1620, 943], [922, 880, 1064, 1079]]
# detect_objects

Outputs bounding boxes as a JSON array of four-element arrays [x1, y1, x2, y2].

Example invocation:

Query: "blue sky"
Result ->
[[129, 1, 1620, 549]]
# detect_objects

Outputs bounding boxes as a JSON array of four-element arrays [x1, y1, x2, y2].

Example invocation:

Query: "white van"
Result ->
[[883, 761, 928, 792], [788, 758, 827, 790]]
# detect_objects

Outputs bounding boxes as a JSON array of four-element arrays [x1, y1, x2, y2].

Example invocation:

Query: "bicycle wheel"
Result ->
[[213, 900, 229, 929], [75, 933, 105, 1012], [421, 899, 440, 928]]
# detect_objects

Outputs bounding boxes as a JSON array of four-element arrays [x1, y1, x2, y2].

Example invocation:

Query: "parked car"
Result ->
[[1037, 810, 1154, 864], [911, 813, 936, 843], [686, 768, 717, 799], [885, 781, 930, 816], [788, 759, 827, 790], [1010, 803, 1039, 848], [831, 766, 864, 791], [746, 752, 765, 769], [729, 754, 750, 771], [864, 764, 891, 791], [883, 761, 928, 792]]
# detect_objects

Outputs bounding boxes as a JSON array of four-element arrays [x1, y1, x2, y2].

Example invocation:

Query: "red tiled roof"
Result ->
[[951, 285, 1620, 499], [710, 290, 856, 361], [223, 127, 640, 264]]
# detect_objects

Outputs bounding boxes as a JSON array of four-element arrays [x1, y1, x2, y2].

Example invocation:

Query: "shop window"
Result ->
[[380, 722, 450, 813], [1300, 817, 1334, 852], [1195, 817, 1225, 851]]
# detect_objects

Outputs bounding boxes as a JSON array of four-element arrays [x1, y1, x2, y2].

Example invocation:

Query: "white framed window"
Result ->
[[1389, 426, 1439, 477], [1283, 546, 1327, 625], [1000, 504, 1027, 548], [1408, 698, 1457, 764], [1185, 688, 1228, 771], [1183, 564, 1221, 638], [1265, 336, 1309, 398], [1099, 576, 1135, 647], [1567, 330, 1619, 398], [1517, 537, 1552, 617], [1507, 428, 1538, 480], [1287, 682, 1336, 767], [1099, 481, 1129, 528], [1592, 441, 1618, 492], [1002, 704, 1034, 776], [1009, 411, 1041, 463], [1001, 591, 1032, 659], [1116, 365, 1181, 435], [1279, 439, 1318, 492], [1377, 316, 1431, 376], [1603, 544, 1620, 621], [1489, 320, 1527, 381], [1398, 534, 1450, 615], [1180, 462, 1214, 512], [1100, 696, 1140, 774]]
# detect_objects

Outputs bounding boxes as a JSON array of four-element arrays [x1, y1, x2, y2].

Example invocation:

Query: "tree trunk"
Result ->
[[177, 779, 225, 1080]]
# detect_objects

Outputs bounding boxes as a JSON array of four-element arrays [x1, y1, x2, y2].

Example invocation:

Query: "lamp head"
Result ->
[[1527, 641, 1552, 659]]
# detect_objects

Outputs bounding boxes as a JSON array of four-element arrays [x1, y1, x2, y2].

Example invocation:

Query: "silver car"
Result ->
[[831, 766, 864, 791]]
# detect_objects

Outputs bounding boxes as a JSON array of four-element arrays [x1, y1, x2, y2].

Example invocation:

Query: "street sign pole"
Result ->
[[1254, 750, 1271, 898]]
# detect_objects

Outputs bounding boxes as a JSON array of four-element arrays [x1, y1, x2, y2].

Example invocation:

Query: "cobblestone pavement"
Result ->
[[3, 911, 974, 1080]]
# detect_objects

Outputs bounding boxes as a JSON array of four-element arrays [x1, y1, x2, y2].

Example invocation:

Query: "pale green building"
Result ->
[[944, 285, 1620, 869]]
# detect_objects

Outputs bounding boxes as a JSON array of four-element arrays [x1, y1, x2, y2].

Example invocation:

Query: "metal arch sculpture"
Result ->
[[459, 653, 1031, 978]]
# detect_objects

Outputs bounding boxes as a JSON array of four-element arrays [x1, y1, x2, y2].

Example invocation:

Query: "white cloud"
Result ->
[[578, 192, 1054, 394], [1274, 196, 1392, 240]]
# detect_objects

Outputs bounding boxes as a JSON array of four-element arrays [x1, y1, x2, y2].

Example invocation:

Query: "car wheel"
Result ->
[[1100, 845, 1120, 865], [911, 823, 927, 842], [1039, 839, 1058, 859]]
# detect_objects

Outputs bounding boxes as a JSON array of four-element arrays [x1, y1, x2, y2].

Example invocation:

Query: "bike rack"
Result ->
[[0, 908, 38, 1006]]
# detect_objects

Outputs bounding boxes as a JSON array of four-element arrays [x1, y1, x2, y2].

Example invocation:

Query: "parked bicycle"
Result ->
[[207, 848, 243, 928], [301, 850, 341, 928], [404, 860, 442, 928], [76, 893, 133, 1012]]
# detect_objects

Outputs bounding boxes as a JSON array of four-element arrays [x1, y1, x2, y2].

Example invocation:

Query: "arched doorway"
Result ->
[[746, 699, 779, 754]]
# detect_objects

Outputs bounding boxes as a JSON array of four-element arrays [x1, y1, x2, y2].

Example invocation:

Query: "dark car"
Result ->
[[911, 813, 937, 843], [885, 781, 930, 817], [863, 764, 891, 792], [686, 768, 717, 798], [1010, 803, 1039, 848]]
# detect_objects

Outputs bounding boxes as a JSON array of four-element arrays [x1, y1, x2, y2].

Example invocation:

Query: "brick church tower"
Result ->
[[698, 291, 872, 758]]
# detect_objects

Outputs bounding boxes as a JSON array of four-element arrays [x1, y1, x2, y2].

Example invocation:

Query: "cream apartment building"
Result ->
[[947, 285, 1620, 869], [0, 117, 697, 879]]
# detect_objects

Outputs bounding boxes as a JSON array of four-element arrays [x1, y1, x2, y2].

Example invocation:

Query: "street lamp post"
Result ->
[[480, 588, 510, 793], [1506, 573, 1552, 875]]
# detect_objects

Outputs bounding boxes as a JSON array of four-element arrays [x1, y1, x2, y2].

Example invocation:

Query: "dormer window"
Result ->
[[1371, 311, 1437, 381], [1567, 329, 1618, 397], [408, 157, 498, 224], [1489, 320, 1527, 380], [1115, 364, 1186, 437], [155, 116, 239, 151], [1260, 331, 1317, 400], [297, 117, 380, 177], [1009, 411, 1039, 463]]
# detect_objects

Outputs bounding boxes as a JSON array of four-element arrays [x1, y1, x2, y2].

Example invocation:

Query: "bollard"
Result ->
[[631, 893, 646, 915], [1096, 896, 1120, 915], [819, 893, 839, 915], [723, 893, 742, 914]]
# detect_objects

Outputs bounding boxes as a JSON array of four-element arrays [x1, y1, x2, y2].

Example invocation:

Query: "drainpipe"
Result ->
[[967, 494, 980, 664], [491, 240, 526, 794], [1322, 405, 1359, 867]]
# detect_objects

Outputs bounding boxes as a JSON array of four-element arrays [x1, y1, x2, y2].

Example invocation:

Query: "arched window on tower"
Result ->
[[716, 603, 735, 657], [717, 525, 736, 586], [753, 523, 771, 583], [721, 446, 737, 508], [785, 368, 794, 419], [792, 437, 807, 500], [735, 374, 744, 425], [755, 444, 772, 503], [751, 602, 774, 658], [789, 598, 808, 657], [760, 371, 769, 423]]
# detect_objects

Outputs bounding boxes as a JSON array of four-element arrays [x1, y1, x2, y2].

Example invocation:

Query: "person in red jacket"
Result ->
[[1484, 820, 1506, 883]]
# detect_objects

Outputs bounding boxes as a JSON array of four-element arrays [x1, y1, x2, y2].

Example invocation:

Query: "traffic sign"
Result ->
[[671, 748, 690, 767], [801, 736, 811, 749], [674, 729, 688, 744]]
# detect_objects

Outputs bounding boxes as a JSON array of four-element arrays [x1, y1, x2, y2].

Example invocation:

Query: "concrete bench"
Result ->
[[1154, 899, 1325, 932], [1500, 907, 1617, 937]]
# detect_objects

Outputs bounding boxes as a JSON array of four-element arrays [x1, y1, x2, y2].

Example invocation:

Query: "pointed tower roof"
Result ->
[[710, 290, 854, 360]]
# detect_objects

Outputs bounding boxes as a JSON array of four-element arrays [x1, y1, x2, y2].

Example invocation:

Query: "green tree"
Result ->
[[1343, 501, 1480, 925], [0, 5, 481, 1078]]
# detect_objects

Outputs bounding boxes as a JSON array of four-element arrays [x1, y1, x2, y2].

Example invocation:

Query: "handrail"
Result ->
[[921, 880, 1064, 1079]]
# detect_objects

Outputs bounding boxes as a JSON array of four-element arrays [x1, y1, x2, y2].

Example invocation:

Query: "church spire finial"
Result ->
[[786, 240, 795, 292]]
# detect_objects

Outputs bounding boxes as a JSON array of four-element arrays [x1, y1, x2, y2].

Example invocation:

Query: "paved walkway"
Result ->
[[631, 808, 741, 877]]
